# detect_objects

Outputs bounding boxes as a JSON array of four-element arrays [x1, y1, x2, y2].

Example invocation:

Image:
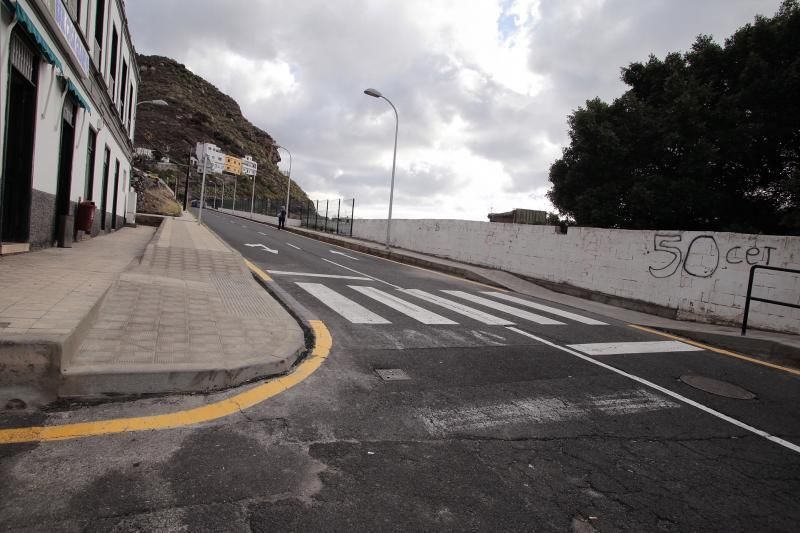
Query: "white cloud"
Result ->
[[128, 0, 782, 221]]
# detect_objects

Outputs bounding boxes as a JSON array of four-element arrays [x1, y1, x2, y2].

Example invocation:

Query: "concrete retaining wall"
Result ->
[[352, 219, 800, 334]]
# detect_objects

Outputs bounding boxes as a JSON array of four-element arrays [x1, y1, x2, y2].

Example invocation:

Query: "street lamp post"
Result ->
[[276, 145, 292, 217], [198, 154, 208, 223], [250, 175, 256, 219], [136, 99, 169, 108], [363, 88, 398, 249]]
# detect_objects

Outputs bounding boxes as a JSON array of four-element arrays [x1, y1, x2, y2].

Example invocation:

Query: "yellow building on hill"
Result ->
[[224, 154, 242, 175]]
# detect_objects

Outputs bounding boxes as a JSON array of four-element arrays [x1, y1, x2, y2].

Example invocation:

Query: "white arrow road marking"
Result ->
[[330, 250, 359, 260], [287, 243, 301, 250], [244, 243, 278, 254]]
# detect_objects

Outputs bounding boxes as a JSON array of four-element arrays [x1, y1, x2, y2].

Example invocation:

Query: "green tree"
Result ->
[[548, 0, 800, 234]]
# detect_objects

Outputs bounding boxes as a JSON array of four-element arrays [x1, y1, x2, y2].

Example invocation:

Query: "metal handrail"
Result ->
[[742, 265, 800, 335]]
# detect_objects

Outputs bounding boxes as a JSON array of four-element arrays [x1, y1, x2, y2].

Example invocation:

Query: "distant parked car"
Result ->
[[191, 200, 200, 207]]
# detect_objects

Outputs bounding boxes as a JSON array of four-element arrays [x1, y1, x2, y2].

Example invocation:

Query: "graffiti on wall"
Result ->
[[648, 234, 776, 279]]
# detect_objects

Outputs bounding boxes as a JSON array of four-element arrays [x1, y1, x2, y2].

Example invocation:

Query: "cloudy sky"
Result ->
[[128, 0, 780, 220]]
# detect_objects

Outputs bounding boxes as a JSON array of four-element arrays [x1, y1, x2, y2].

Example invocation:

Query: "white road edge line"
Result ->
[[506, 327, 800, 455], [267, 271, 372, 280], [322, 258, 402, 290], [330, 250, 359, 260], [287, 243, 302, 250]]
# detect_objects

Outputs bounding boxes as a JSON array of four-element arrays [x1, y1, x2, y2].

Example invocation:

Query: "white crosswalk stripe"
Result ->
[[442, 291, 565, 325], [296, 283, 390, 324], [481, 292, 607, 325], [400, 289, 515, 326], [349, 286, 458, 325], [567, 341, 703, 355]]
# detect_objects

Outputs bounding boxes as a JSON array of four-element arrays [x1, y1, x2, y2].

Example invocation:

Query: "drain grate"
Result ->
[[375, 368, 411, 381], [680, 375, 756, 400]]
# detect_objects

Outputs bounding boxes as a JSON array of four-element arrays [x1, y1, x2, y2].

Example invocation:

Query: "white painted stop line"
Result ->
[[568, 341, 703, 355]]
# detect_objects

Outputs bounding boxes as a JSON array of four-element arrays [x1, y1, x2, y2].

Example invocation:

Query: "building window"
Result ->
[[94, 0, 105, 48], [120, 60, 128, 117], [127, 83, 134, 135], [109, 25, 118, 95]]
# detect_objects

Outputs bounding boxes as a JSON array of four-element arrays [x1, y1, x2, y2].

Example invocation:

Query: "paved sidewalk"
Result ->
[[62, 213, 304, 397], [218, 207, 799, 369], [0, 227, 155, 400]]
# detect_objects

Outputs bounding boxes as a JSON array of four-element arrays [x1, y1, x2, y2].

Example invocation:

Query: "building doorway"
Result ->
[[54, 98, 77, 245], [100, 146, 110, 229], [1, 32, 39, 244], [111, 159, 119, 229]]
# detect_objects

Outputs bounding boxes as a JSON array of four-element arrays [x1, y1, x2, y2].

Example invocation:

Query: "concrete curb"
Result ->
[[1, 224, 164, 401], [58, 217, 310, 399], [650, 327, 800, 370]]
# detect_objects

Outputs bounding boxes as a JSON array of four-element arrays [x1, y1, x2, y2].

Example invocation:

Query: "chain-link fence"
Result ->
[[300, 198, 355, 236]]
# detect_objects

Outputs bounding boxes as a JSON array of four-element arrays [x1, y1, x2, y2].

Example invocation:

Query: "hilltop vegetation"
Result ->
[[134, 54, 309, 207], [549, 0, 800, 234]]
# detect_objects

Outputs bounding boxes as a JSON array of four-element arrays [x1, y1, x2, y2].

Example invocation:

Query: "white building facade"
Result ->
[[241, 154, 257, 177], [0, 0, 139, 252], [195, 142, 225, 174]]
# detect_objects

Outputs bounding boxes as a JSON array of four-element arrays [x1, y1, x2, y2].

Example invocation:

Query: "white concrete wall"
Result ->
[[353, 219, 800, 334]]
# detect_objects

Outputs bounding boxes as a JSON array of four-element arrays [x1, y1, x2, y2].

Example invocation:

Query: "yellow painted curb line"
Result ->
[[629, 324, 800, 377], [0, 320, 331, 445], [245, 259, 273, 282]]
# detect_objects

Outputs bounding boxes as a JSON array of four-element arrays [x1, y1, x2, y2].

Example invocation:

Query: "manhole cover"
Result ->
[[375, 368, 411, 381], [680, 375, 756, 400]]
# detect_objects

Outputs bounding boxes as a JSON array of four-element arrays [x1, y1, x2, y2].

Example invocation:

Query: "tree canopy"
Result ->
[[548, 0, 800, 234]]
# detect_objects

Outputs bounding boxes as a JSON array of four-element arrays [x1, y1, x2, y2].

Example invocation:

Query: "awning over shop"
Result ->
[[11, 1, 63, 72], [66, 78, 91, 114]]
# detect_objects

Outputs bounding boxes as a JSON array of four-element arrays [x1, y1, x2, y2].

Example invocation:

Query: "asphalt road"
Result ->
[[1, 208, 799, 532]]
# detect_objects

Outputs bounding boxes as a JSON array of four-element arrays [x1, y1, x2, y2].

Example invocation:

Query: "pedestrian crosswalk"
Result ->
[[294, 282, 608, 328]]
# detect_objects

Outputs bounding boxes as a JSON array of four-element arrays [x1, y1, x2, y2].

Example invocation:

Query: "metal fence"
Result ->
[[300, 198, 355, 236]]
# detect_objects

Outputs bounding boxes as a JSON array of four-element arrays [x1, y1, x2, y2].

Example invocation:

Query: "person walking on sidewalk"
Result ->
[[278, 206, 287, 230]]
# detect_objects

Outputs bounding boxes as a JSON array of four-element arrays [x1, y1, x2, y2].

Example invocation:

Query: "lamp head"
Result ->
[[364, 88, 382, 98]]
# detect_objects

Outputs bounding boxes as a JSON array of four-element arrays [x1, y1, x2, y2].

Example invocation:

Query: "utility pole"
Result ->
[[233, 177, 237, 212], [183, 151, 191, 211]]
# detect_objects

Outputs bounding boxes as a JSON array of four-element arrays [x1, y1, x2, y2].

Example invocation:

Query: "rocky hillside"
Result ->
[[134, 54, 308, 208]]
